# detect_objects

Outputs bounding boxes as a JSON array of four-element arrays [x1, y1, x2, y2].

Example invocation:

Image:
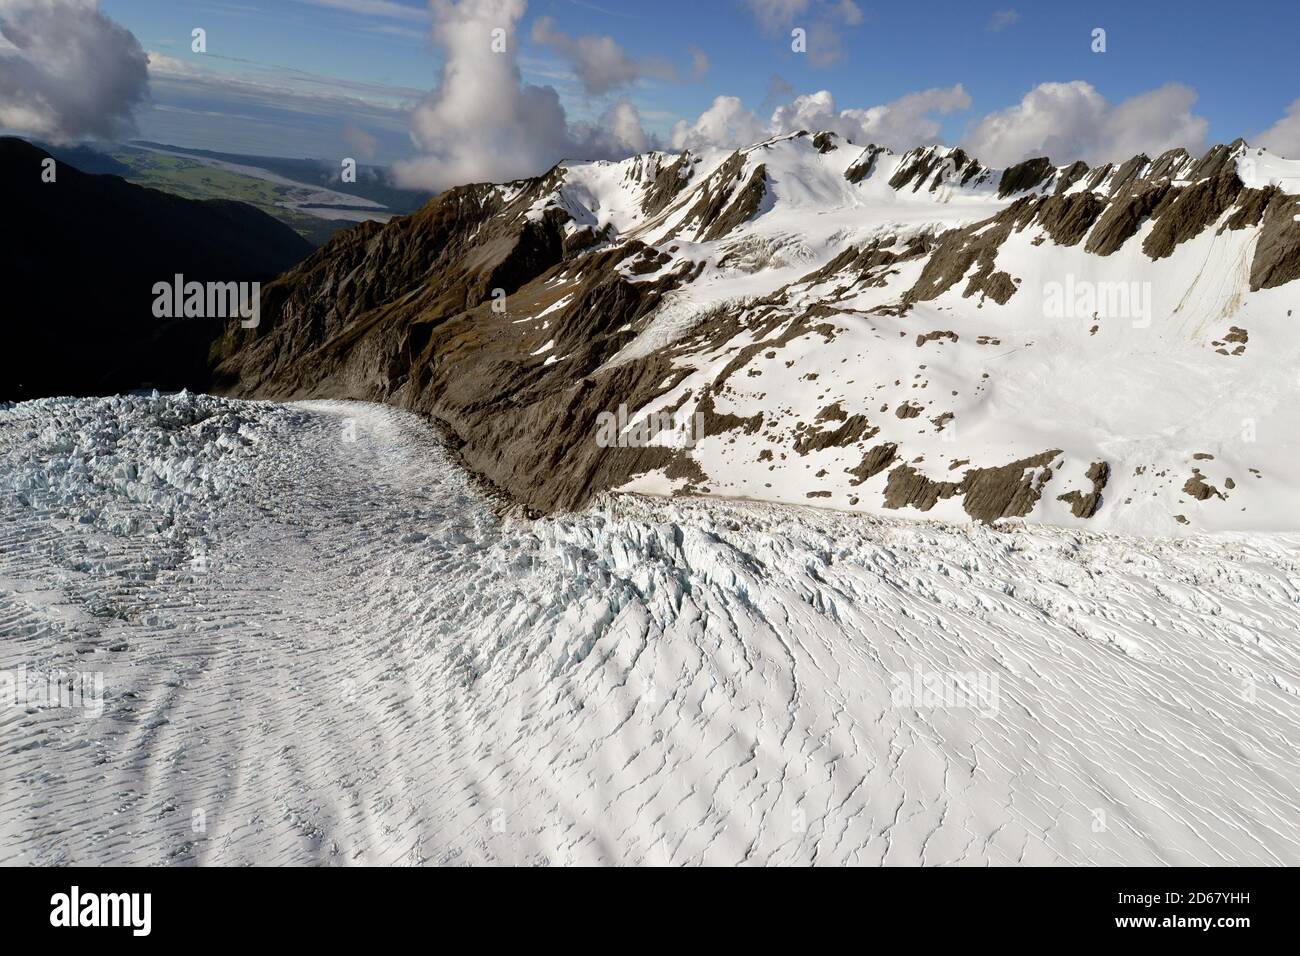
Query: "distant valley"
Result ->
[[39, 140, 432, 247]]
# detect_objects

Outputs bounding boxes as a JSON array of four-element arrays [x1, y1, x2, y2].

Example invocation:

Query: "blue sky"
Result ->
[[20, 1, 1300, 176]]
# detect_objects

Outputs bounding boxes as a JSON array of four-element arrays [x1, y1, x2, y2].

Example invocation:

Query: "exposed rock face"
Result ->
[[847, 443, 899, 485], [917, 330, 959, 347], [892, 139, 1297, 312], [802, 235, 928, 290], [903, 212, 1021, 306], [882, 463, 962, 512], [1249, 189, 1300, 289], [882, 450, 1060, 524], [998, 157, 1055, 197], [844, 144, 888, 184], [1053, 160, 1091, 195], [218, 237, 695, 513], [812, 131, 838, 153], [1030, 191, 1107, 246], [1058, 461, 1111, 518], [1142, 171, 1244, 259], [670, 151, 768, 242], [1183, 469, 1225, 501], [701, 163, 767, 242], [794, 414, 878, 454], [640, 151, 694, 217], [890, 146, 991, 193], [961, 451, 1061, 523]]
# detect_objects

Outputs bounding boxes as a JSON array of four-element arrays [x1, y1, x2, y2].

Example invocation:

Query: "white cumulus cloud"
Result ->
[[774, 86, 971, 148], [670, 94, 769, 151], [963, 81, 1210, 166], [392, 0, 650, 191], [0, 0, 149, 142]]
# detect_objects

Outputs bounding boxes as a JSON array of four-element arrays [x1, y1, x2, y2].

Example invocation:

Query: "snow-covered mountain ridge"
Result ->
[[212, 132, 1300, 534]]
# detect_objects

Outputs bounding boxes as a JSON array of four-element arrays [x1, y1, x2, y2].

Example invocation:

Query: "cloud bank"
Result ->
[[671, 85, 971, 152], [963, 81, 1210, 166]]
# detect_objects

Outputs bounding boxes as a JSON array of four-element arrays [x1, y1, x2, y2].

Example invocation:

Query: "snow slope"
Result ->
[[571, 140, 1300, 535], [557, 137, 1011, 354], [2, 394, 1298, 865]]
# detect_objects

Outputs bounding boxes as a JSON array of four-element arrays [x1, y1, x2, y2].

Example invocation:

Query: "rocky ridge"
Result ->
[[213, 132, 1300, 533]]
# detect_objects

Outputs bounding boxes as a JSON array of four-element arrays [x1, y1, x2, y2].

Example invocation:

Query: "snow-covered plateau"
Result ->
[[2, 393, 1298, 865]]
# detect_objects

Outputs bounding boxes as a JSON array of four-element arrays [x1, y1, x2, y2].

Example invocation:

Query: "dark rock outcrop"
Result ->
[[1143, 168, 1244, 259], [701, 163, 767, 242], [998, 157, 1054, 197], [1183, 469, 1225, 501], [847, 443, 899, 485], [793, 414, 878, 454], [640, 151, 694, 218], [1053, 160, 1091, 195], [670, 151, 768, 242], [844, 145, 888, 184], [1250, 190, 1300, 290], [883, 450, 1061, 524], [1058, 461, 1111, 518]]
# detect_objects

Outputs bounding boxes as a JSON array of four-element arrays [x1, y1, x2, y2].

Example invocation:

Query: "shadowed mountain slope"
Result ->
[[1, 137, 313, 400]]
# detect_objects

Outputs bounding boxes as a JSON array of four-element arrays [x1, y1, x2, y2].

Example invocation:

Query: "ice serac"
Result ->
[[215, 132, 1300, 535]]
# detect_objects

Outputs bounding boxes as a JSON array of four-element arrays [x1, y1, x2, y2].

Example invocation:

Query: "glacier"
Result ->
[[1, 393, 1298, 865]]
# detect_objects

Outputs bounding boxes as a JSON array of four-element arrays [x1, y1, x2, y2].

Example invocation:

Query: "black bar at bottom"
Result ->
[[0, 866, 1282, 942]]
